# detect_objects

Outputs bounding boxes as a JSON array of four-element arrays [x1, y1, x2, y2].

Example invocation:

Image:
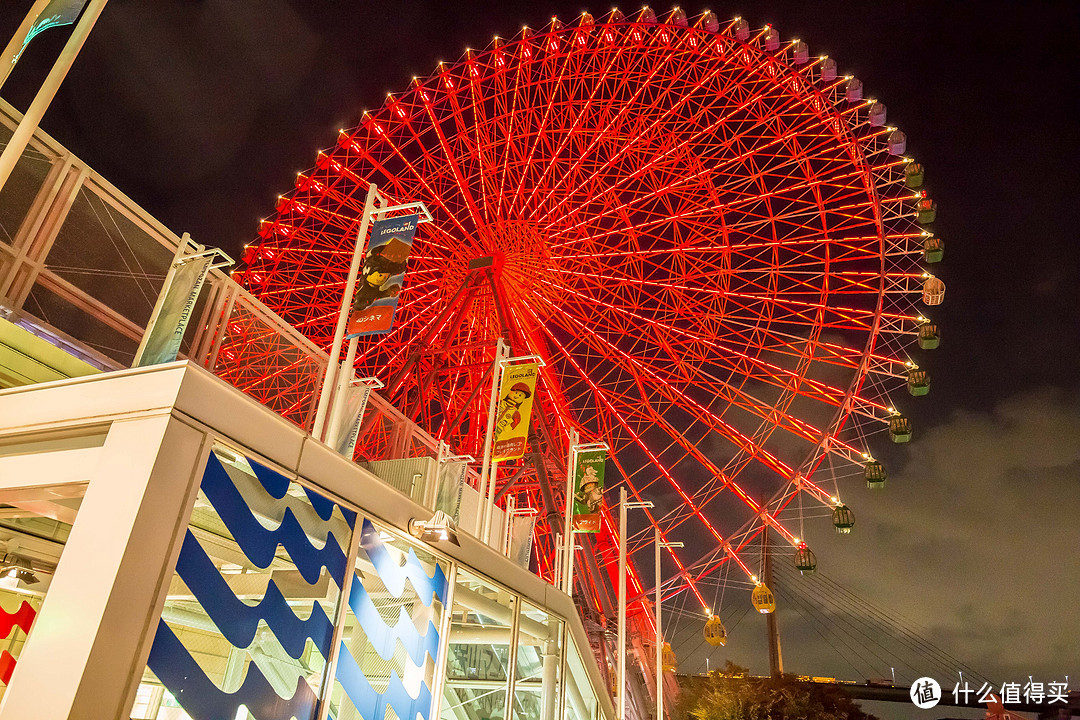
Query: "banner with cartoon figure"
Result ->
[[346, 213, 420, 337], [491, 362, 539, 462], [572, 449, 607, 532]]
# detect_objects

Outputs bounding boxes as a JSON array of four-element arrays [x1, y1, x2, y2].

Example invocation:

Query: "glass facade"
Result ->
[[564, 634, 599, 720], [138, 445, 353, 720], [130, 444, 602, 720], [441, 569, 517, 720], [326, 518, 450, 720], [513, 601, 563, 720]]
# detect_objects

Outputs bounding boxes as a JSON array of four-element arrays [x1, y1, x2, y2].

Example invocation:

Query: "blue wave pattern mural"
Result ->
[[146, 447, 356, 720], [329, 519, 449, 720]]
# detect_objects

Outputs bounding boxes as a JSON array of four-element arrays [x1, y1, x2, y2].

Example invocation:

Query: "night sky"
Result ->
[[3, 0, 1078, 712]]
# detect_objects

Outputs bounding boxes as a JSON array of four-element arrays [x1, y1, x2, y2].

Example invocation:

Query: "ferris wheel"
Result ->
[[242, 7, 940, 641]]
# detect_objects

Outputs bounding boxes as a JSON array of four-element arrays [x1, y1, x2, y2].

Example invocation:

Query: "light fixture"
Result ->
[[0, 553, 39, 585], [408, 510, 460, 546]]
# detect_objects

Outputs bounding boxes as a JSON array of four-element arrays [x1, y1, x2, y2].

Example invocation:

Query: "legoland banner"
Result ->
[[491, 362, 539, 462], [346, 214, 419, 337], [572, 449, 607, 532]]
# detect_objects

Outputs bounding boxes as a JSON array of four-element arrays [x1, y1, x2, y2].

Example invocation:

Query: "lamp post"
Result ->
[[655, 529, 683, 720], [561, 434, 608, 596], [617, 488, 653, 720], [476, 338, 510, 538], [312, 183, 378, 441]]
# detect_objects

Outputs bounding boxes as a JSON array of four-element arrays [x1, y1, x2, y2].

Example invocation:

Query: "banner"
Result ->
[[346, 214, 419, 337], [435, 460, 468, 521], [332, 382, 373, 458], [491, 362, 539, 462], [572, 449, 607, 532], [135, 254, 212, 367], [9, 0, 89, 67]]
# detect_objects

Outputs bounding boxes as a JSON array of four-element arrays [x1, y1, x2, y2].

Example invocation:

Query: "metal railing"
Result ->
[[0, 97, 441, 458]]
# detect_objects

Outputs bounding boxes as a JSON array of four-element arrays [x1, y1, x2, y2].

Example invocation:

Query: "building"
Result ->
[[0, 99, 615, 720]]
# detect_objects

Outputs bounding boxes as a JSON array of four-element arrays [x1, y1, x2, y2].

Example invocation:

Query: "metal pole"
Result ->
[[553, 531, 563, 589], [502, 493, 515, 556], [764, 528, 784, 678], [618, 486, 628, 720], [540, 636, 559, 720], [325, 191, 387, 446], [312, 182, 377, 441], [326, 335, 359, 444], [0, 0, 109, 196], [655, 527, 663, 720], [476, 337, 509, 539], [0, 0, 52, 91], [561, 427, 579, 595], [482, 456, 500, 541]]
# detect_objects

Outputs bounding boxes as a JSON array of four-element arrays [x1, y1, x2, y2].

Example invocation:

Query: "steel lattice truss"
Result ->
[[240, 9, 935, 626]]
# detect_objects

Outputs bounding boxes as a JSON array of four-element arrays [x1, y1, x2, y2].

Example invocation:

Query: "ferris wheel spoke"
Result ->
[[542, 89, 867, 244], [448, 61, 513, 230], [512, 28, 652, 218], [546, 182, 883, 266], [526, 292, 800, 476], [523, 26, 737, 223], [335, 140, 475, 246], [566, 342, 842, 532], [535, 37, 821, 234], [530, 275, 885, 420], [544, 316, 877, 474], [535, 319, 756, 581], [522, 303, 724, 599], [550, 260, 912, 338], [351, 285, 451, 370], [492, 42, 530, 221], [503, 29, 581, 220], [517, 292, 818, 547]]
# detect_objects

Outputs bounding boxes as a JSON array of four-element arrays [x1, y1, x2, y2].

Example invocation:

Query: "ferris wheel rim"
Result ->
[[242, 7, 932, 611]]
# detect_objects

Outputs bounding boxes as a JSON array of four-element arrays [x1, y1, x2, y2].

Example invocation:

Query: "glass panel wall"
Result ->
[[136, 444, 354, 720], [0, 121, 54, 248], [564, 635, 598, 720], [326, 518, 450, 720], [441, 569, 516, 720], [43, 183, 172, 328], [512, 601, 563, 720]]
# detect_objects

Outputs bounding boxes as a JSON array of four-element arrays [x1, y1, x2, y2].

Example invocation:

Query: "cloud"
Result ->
[[677, 387, 1080, 688], [803, 386, 1080, 682]]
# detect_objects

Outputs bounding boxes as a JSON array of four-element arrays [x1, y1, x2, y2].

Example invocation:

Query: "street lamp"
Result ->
[[560, 432, 608, 596], [655, 530, 683, 720], [617, 488, 653, 720], [407, 510, 460, 546]]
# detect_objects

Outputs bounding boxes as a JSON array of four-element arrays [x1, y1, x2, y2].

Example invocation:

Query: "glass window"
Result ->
[[0, 121, 54, 248], [512, 601, 563, 720], [564, 634, 598, 720], [0, 482, 82, 704], [136, 444, 355, 720], [326, 518, 450, 720], [441, 569, 516, 720], [44, 183, 172, 327]]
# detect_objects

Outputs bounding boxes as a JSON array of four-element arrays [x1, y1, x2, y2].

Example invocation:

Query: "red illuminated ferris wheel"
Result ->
[[242, 8, 940, 631]]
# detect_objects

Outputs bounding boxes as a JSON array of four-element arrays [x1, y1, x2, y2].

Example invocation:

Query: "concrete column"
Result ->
[[0, 414, 207, 720]]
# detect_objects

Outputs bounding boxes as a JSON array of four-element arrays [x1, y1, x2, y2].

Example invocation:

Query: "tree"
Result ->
[[683, 662, 880, 720]]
